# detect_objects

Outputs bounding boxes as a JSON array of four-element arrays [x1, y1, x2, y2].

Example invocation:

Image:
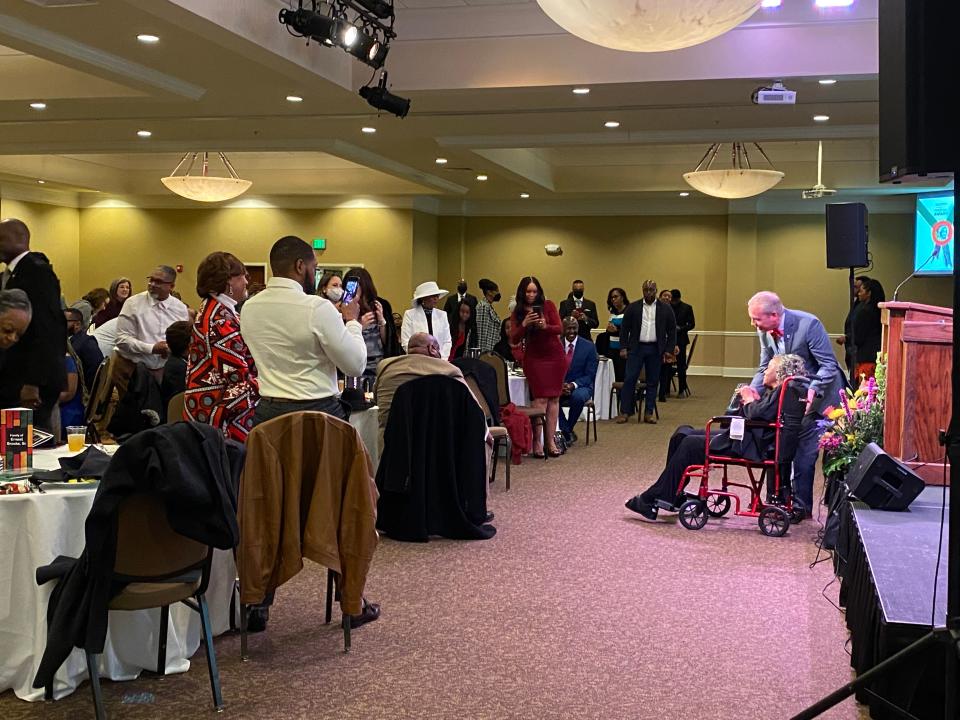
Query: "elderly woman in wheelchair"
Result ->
[[625, 354, 809, 530]]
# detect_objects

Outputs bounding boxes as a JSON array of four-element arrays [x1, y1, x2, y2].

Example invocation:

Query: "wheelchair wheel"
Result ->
[[705, 494, 731, 518], [678, 500, 708, 531], [758, 506, 790, 537]]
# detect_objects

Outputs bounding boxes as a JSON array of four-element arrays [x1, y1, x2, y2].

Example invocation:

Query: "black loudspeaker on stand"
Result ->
[[793, 2, 960, 718], [845, 443, 925, 511]]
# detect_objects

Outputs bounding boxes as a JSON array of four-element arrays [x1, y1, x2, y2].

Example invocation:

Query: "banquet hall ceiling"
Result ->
[[0, 0, 914, 211]]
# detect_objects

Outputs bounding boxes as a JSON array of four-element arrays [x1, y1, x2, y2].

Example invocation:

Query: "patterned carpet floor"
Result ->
[[1, 377, 868, 719]]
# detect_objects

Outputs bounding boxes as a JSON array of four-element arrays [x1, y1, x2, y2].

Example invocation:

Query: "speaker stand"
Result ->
[[792, 176, 960, 719]]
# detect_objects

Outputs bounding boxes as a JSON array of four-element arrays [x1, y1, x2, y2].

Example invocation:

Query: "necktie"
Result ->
[[0, 269, 9, 290], [425, 309, 433, 336], [567, 342, 574, 358]]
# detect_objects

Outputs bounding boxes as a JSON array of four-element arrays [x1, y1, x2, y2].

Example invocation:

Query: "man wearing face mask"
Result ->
[[374, 332, 472, 446], [240, 236, 365, 424], [558, 280, 599, 340], [475, 278, 502, 353], [443, 278, 477, 330]]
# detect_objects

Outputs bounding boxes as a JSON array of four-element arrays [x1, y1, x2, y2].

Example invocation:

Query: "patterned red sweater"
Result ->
[[185, 297, 259, 442]]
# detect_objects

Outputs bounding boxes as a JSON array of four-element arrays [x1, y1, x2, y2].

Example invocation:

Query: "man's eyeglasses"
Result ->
[[146, 276, 173, 285]]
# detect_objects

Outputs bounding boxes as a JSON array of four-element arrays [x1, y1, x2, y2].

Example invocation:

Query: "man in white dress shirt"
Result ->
[[241, 235, 366, 424], [113, 264, 189, 396]]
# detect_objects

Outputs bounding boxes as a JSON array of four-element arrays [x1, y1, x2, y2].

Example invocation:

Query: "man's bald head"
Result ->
[[408, 332, 441, 358], [0, 218, 31, 264]]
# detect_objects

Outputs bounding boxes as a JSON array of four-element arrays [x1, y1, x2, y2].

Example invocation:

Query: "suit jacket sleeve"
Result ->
[[582, 300, 599, 330], [663, 303, 677, 352], [400, 309, 415, 351], [751, 337, 774, 393], [571, 344, 598, 390], [685, 304, 696, 333], [743, 387, 780, 423], [11, 258, 67, 390], [620, 303, 636, 349], [804, 316, 841, 401]]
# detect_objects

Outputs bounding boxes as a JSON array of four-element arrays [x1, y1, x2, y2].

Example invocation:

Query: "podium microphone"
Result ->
[[893, 248, 938, 301]]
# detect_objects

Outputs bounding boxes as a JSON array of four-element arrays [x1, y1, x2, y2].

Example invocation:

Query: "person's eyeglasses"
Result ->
[[146, 276, 172, 285]]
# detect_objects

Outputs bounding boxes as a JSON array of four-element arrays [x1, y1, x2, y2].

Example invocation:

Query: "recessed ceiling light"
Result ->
[[37, 179, 46, 184], [476, 174, 488, 182], [572, 87, 590, 95], [760, 0, 782, 7], [520, 192, 530, 198], [137, 34, 160, 44], [604, 121, 620, 128], [815, 0, 854, 7], [286, 95, 303, 103], [818, 78, 837, 85], [813, 114, 830, 122], [137, 130, 152, 138], [361, 126, 377, 133], [679, 191, 690, 197], [29, 102, 46, 110], [435, 157, 448, 165]]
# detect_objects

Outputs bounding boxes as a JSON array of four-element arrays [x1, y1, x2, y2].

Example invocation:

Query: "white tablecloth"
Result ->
[[0, 446, 236, 702], [507, 357, 614, 420], [350, 407, 380, 471]]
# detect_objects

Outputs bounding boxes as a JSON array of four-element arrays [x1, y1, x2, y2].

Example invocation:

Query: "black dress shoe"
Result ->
[[484, 511, 495, 523], [625, 495, 658, 521], [245, 607, 269, 633], [349, 599, 381, 629]]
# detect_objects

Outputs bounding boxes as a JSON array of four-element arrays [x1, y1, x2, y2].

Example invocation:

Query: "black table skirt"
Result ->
[[837, 498, 946, 719]]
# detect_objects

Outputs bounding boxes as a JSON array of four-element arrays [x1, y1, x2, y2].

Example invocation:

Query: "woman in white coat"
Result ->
[[401, 281, 452, 358]]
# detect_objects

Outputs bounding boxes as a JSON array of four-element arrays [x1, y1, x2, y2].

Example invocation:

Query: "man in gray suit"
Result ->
[[745, 291, 845, 516]]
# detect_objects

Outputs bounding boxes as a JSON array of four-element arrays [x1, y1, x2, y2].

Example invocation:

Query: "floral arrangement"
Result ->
[[818, 354, 886, 476]]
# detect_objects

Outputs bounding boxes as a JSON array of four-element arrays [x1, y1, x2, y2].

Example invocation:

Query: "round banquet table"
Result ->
[[349, 406, 380, 471], [0, 446, 236, 702], [508, 357, 614, 420]]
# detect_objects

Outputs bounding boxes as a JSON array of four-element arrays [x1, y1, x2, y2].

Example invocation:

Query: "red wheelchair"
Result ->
[[670, 376, 809, 537]]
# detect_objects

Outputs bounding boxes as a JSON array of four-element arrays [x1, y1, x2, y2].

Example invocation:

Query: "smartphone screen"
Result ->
[[341, 277, 360, 305]]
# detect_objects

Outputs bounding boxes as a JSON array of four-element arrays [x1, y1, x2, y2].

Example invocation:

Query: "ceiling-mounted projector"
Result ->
[[752, 80, 796, 105], [802, 140, 838, 199]]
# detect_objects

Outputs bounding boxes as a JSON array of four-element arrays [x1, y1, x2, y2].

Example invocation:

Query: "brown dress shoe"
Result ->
[[643, 412, 657, 424], [615, 414, 629, 424]]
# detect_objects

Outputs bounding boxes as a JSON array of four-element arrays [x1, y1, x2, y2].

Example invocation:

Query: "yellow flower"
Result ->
[[854, 389, 866, 398], [846, 434, 856, 442], [848, 400, 859, 410], [828, 408, 846, 420]]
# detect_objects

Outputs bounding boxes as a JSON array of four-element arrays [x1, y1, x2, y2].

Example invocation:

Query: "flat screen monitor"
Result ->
[[914, 191, 955, 275]]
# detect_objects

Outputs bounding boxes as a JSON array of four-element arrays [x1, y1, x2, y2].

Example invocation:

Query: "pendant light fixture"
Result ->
[[161, 152, 252, 203], [682, 142, 784, 199], [535, 0, 761, 53]]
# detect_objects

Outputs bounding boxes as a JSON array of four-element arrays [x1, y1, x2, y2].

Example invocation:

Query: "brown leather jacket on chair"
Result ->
[[238, 412, 379, 616]]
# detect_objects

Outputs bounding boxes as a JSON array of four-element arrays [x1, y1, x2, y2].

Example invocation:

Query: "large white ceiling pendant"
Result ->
[[161, 151, 252, 203], [683, 143, 784, 199], [536, 0, 762, 53]]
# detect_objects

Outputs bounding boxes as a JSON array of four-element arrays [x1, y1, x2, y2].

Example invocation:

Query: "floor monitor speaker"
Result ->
[[845, 442, 925, 511]]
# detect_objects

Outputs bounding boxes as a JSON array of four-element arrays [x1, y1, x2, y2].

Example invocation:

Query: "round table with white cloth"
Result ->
[[508, 357, 614, 420], [349, 406, 380, 471], [0, 446, 237, 702]]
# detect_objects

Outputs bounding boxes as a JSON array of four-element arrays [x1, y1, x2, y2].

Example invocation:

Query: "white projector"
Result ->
[[752, 87, 797, 105]]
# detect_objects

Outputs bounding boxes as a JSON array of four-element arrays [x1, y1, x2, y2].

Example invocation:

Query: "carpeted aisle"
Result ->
[[1, 377, 867, 719]]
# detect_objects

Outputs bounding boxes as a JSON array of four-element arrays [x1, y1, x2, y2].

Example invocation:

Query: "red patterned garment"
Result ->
[[185, 297, 259, 442]]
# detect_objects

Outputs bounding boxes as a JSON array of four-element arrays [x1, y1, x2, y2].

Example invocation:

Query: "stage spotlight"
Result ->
[[347, 29, 384, 66], [279, 7, 336, 42], [359, 72, 410, 118], [354, 0, 393, 20]]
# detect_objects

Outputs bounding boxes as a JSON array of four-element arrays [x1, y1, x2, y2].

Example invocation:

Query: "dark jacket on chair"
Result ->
[[33, 422, 243, 689], [451, 357, 500, 425], [376, 375, 495, 542], [620, 299, 677, 356]]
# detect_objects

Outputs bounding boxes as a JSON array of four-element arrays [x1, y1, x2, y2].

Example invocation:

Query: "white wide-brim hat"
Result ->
[[412, 281, 448, 304]]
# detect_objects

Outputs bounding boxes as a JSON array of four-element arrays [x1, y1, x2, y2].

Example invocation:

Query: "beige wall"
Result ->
[[0, 198, 80, 301], [77, 207, 413, 308], [411, 210, 439, 291]]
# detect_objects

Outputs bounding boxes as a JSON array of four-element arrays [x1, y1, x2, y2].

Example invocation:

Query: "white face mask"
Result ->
[[326, 286, 344, 302]]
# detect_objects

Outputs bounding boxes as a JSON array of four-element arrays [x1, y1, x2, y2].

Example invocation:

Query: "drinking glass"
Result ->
[[67, 426, 87, 452]]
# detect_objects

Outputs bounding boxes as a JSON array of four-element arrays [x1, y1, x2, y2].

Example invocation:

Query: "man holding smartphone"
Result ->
[[241, 235, 367, 424]]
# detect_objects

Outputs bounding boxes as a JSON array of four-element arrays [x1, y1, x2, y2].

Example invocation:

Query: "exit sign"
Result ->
[[312, 238, 326, 250]]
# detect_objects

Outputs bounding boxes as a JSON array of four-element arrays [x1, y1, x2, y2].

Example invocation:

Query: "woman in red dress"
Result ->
[[185, 252, 259, 442], [510, 276, 565, 457]]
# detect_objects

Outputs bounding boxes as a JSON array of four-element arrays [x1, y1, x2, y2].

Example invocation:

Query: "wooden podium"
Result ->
[[880, 301, 953, 483]]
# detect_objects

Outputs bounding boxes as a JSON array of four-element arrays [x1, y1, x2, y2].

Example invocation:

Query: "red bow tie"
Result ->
[[770, 328, 784, 341]]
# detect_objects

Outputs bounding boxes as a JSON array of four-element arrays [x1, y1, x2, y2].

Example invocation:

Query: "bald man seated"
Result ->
[[374, 332, 471, 442]]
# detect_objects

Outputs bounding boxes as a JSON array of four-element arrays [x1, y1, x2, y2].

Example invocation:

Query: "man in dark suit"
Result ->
[[0, 218, 67, 431], [670, 289, 695, 396], [443, 278, 477, 330], [558, 280, 599, 339], [65, 308, 104, 391], [616, 280, 677, 424], [559, 316, 598, 444], [625, 353, 807, 521], [748, 290, 845, 516]]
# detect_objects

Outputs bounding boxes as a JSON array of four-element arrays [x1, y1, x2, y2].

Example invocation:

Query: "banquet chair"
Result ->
[[558, 395, 598, 445], [166, 392, 185, 425], [480, 351, 547, 456], [609, 378, 659, 422], [71, 493, 222, 719], [464, 375, 513, 490], [673, 334, 698, 397], [84, 354, 117, 441]]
